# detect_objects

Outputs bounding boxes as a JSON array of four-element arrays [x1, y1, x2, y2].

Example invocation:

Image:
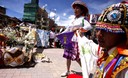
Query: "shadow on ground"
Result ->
[[0, 61, 37, 69], [71, 70, 83, 76]]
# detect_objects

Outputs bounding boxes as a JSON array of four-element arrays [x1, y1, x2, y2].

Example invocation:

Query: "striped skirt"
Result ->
[[63, 41, 79, 61]]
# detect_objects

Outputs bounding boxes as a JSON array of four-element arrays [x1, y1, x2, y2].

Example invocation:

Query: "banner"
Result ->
[[36, 29, 49, 47], [56, 31, 74, 46]]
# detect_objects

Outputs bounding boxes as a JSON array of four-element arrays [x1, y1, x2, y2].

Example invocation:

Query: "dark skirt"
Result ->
[[63, 41, 79, 61]]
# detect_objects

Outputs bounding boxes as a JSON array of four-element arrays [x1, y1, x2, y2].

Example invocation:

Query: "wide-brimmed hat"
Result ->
[[71, 0, 89, 16]]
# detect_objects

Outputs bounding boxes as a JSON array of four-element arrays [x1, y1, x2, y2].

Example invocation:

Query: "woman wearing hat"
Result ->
[[61, 0, 92, 77], [93, 1, 128, 78]]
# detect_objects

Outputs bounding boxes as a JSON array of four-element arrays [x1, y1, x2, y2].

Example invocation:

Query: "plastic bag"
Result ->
[[77, 30, 98, 78]]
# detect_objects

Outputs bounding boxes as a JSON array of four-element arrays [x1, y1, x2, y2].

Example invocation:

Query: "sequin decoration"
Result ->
[[63, 35, 67, 44], [107, 10, 121, 22]]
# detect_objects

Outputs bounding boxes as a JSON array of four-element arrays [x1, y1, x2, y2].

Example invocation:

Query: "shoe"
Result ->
[[61, 71, 70, 77]]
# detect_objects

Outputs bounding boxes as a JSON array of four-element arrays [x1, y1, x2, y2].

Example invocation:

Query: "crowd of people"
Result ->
[[0, 0, 128, 78], [56, 0, 128, 78]]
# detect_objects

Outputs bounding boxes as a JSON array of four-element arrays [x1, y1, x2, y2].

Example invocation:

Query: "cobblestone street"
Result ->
[[0, 48, 82, 78]]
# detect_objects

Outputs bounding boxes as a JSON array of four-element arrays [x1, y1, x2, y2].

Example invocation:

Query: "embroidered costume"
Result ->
[[94, 47, 128, 78], [94, 1, 128, 78]]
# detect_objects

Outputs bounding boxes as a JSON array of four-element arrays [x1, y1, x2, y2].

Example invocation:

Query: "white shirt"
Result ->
[[63, 16, 92, 42], [50, 31, 56, 39], [63, 16, 92, 32]]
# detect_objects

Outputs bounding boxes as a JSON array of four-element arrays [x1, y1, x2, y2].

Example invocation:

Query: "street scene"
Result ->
[[0, 0, 128, 78], [0, 48, 82, 78]]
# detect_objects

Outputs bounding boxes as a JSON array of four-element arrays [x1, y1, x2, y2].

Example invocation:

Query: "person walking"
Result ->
[[60, 0, 92, 77], [49, 29, 56, 48]]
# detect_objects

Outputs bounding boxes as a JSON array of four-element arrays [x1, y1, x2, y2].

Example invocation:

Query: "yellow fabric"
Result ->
[[103, 48, 118, 70]]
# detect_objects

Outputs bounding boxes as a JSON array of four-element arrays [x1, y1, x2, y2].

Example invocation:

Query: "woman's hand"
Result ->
[[79, 27, 87, 32], [75, 27, 88, 37], [72, 27, 80, 31]]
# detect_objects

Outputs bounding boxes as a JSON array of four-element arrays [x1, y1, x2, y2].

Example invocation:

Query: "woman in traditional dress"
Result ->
[[61, 0, 92, 77]]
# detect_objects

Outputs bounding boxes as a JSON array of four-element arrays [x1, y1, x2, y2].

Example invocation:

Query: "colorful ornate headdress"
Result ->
[[96, 1, 128, 45], [96, 1, 128, 33]]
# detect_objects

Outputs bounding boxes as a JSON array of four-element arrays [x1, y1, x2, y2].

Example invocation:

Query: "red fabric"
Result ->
[[67, 74, 83, 78], [97, 46, 100, 56], [105, 61, 116, 78], [105, 55, 119, 78]]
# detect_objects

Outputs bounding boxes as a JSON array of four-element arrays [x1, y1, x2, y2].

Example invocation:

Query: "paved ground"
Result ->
[[0, 48, 82, 78]]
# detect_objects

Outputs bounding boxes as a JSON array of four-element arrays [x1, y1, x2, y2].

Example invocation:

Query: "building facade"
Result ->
[[22, 0, 57, 30], [0, 6, 21, 28], [0, 6, 6, 14], [22, 0, 39, 24]]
